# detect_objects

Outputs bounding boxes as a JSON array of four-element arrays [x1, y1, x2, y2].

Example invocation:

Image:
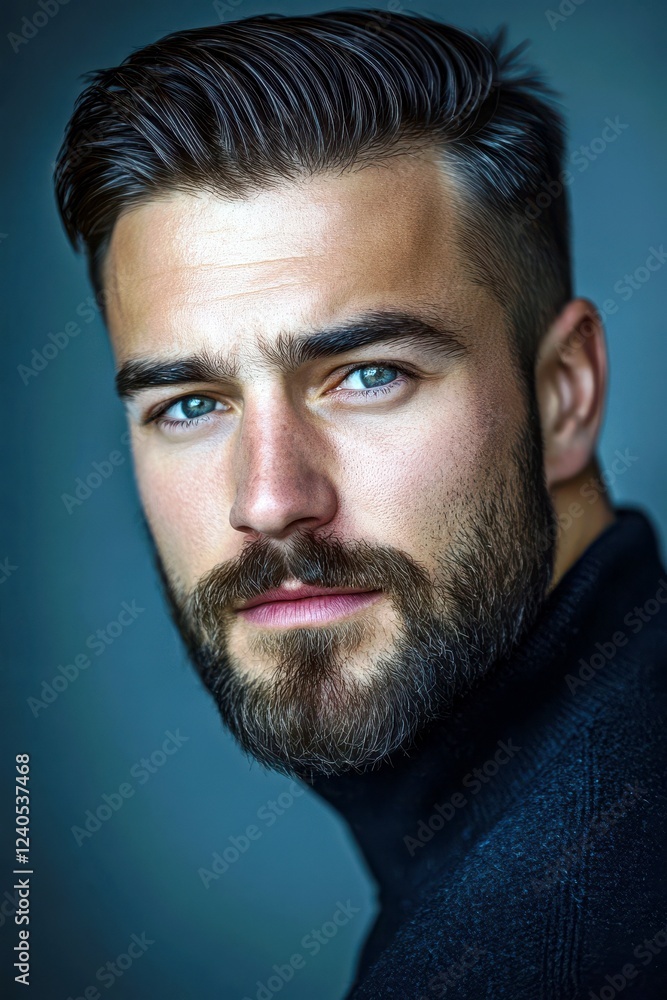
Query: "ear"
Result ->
[[535, 298, 608, 490]]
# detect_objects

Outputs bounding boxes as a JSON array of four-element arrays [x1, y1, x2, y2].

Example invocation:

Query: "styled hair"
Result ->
[[54, 8, 571, 373]]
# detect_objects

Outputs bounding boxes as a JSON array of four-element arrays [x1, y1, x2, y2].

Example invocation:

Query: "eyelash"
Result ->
[[149, 362, 419, 432], [332, 362, 418, 399]]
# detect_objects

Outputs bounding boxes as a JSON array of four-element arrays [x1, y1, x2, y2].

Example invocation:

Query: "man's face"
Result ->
[[105, 150, 555, 777]]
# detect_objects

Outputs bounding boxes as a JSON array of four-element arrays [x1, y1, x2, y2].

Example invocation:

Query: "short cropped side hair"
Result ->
[[54, 8, 572, 374]]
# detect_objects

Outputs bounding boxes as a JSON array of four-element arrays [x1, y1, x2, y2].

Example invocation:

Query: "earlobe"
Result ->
[[535, 298, 608, 490]]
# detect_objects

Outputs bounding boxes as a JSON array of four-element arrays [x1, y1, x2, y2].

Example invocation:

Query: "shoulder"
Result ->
[[348, 685, 667, 999]]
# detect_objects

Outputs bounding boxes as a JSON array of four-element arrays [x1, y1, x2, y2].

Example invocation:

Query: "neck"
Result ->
[[549, 457, 616, 589]]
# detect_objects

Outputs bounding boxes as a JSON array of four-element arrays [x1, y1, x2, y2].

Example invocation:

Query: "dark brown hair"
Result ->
[[54, 8, 571, 372]]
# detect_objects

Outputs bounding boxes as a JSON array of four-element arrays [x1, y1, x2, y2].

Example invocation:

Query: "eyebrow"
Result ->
[[115, 309, 468, 401]]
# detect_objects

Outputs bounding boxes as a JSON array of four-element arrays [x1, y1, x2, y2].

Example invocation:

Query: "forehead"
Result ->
[[103, 151, 494, 360]]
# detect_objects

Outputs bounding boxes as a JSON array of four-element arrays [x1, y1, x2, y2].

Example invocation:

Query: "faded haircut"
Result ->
[[54, 8, 572, 376]]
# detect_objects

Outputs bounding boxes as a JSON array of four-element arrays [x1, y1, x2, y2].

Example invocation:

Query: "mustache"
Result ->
[[185, 529, 435, 634]]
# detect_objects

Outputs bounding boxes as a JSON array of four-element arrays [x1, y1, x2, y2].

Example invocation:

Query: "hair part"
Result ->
[[54, 8, 572, 372]]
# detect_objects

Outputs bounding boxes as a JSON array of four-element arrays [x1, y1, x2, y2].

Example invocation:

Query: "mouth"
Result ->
[[234, 584, 384, 628]]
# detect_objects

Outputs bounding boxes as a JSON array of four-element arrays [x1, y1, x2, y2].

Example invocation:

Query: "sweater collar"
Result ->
[[306, 508, 663, 897]]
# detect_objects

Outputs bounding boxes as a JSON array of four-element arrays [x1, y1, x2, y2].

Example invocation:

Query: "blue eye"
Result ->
[[156, 396, 222, 428], [341, 365, 398, 389], [335, 364, 417, 397], [170, 396, 218, 419]]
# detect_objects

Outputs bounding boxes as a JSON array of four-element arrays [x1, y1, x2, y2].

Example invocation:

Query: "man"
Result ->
[[54, 9, 667, 997]]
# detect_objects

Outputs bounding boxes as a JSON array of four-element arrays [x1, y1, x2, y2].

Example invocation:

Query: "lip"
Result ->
[[235, 586, 383, 628], [236, 584, 378, 611]]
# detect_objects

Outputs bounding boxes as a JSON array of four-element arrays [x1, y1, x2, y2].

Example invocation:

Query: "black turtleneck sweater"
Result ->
[[310, 508, 667, 999]]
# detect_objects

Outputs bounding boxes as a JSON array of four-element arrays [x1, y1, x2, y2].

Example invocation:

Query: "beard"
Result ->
[[152, 394, 556, 780]]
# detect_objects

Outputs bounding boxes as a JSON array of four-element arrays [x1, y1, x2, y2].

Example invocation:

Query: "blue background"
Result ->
[[1, 1, 665, 997]]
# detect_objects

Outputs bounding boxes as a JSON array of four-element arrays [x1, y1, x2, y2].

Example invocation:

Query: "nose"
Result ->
[[228, 390, 338, 540]]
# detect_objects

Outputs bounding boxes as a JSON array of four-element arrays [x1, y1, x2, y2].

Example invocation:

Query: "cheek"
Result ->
[[335, 385, 512, 565], [131, 438, 239, 586]]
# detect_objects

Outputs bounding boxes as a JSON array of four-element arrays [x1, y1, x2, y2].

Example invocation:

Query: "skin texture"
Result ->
[[103, 148, 614, 771]]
